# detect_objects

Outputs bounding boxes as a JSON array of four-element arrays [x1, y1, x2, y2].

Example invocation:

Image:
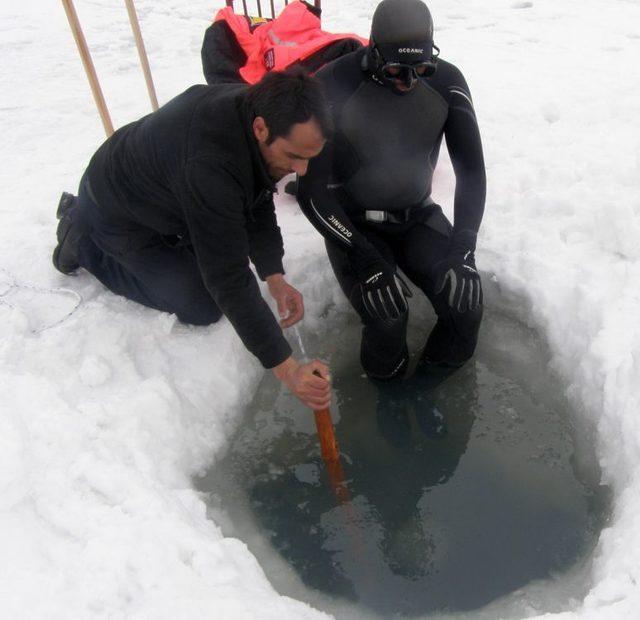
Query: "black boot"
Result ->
[[52, 192, 81, 275]]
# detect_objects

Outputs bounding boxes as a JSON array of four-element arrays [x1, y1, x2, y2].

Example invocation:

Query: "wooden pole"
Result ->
[[313, 406, 350, 503], [313, 408, 339, 462], [60, 0, 114, 136], [124, 0, 159, 111], [303, 349, 347, 502]]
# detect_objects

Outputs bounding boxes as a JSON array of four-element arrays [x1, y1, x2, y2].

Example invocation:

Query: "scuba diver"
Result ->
[[297, 0, 486, 380]]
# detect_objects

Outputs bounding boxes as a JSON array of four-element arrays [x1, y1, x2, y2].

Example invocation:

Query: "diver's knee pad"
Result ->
[[422, 305, 483, 367], [360, 317, 409, 380]]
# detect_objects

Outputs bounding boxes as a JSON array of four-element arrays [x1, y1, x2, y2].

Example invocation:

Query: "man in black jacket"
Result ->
[[297, 0, 486, 380], [53, 71, 332, 410]]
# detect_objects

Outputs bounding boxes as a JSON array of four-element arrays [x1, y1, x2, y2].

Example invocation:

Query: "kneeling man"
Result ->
[[53, 71, 332, 409]]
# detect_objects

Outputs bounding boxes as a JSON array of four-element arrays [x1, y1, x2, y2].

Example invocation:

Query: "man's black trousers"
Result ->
[[325, 206, 483, 377], [75, 175, 222, 325]]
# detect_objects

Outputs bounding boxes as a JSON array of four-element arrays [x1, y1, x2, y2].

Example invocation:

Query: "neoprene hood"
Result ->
[[370, 0, 434, 64]]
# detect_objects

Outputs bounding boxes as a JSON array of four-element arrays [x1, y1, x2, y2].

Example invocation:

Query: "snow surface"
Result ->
[[1, 0, 640, 617]]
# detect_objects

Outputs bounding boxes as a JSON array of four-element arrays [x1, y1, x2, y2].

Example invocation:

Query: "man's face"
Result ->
[[381, 63, 430, 93], [253, 117, 326, 181]]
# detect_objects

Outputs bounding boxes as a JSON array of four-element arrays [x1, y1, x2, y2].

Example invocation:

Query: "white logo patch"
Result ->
[[328, 215, 353, 238]]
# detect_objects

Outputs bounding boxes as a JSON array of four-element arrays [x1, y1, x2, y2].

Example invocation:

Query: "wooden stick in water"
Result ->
[[313, 405, 351, 504], [300, 334, 348, 501], [313, 407, 339, 462]]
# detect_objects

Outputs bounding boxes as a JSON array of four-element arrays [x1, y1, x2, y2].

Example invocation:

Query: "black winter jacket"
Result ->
[[86, 84, 292, 368]]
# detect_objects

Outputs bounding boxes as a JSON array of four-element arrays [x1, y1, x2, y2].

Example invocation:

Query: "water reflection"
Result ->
[[196, 303, 609, 617]]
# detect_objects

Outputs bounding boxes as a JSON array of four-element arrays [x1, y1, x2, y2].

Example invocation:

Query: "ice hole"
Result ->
[[195, 279, 610, 618]]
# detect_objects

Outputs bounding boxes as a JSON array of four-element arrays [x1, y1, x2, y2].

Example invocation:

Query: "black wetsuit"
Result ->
[[75, 84, 292, 369], [297, 47, 486, 374]]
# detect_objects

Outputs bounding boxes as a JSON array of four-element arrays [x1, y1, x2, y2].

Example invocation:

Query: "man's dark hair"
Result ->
[[245, 68, 333, 144]]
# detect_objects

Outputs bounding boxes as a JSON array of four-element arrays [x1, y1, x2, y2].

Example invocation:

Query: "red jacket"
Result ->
[[214, 1, 367, 83]]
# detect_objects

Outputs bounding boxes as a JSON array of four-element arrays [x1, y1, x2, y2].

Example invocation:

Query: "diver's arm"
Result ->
[[297, 144, 377, 259], [443, 68, 486, 239]]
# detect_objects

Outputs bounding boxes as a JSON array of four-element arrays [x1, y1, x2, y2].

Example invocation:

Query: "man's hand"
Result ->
[[273, 356, 331, 410], [266, 273, 304, 328]]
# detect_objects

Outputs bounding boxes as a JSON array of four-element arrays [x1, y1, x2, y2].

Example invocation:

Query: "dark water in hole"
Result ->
[[196, 291, 610, 618]]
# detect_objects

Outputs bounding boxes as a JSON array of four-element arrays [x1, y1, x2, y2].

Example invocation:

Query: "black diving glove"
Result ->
[[353, 251, 412, 325], [433, 230, 483, 313]]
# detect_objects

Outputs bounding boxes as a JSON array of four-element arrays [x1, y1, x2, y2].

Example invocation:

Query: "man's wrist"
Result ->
[[272, 355, 299, 382], [350, 246, 386, 278], [266, 272, 285, 290], [450, 229, 477, 254]]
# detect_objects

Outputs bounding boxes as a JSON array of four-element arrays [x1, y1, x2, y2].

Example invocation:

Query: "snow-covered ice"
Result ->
[[1, 0, 640, 618]]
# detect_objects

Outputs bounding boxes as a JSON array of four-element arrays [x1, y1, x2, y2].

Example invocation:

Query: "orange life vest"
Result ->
[[214, 1, 368, 83]]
